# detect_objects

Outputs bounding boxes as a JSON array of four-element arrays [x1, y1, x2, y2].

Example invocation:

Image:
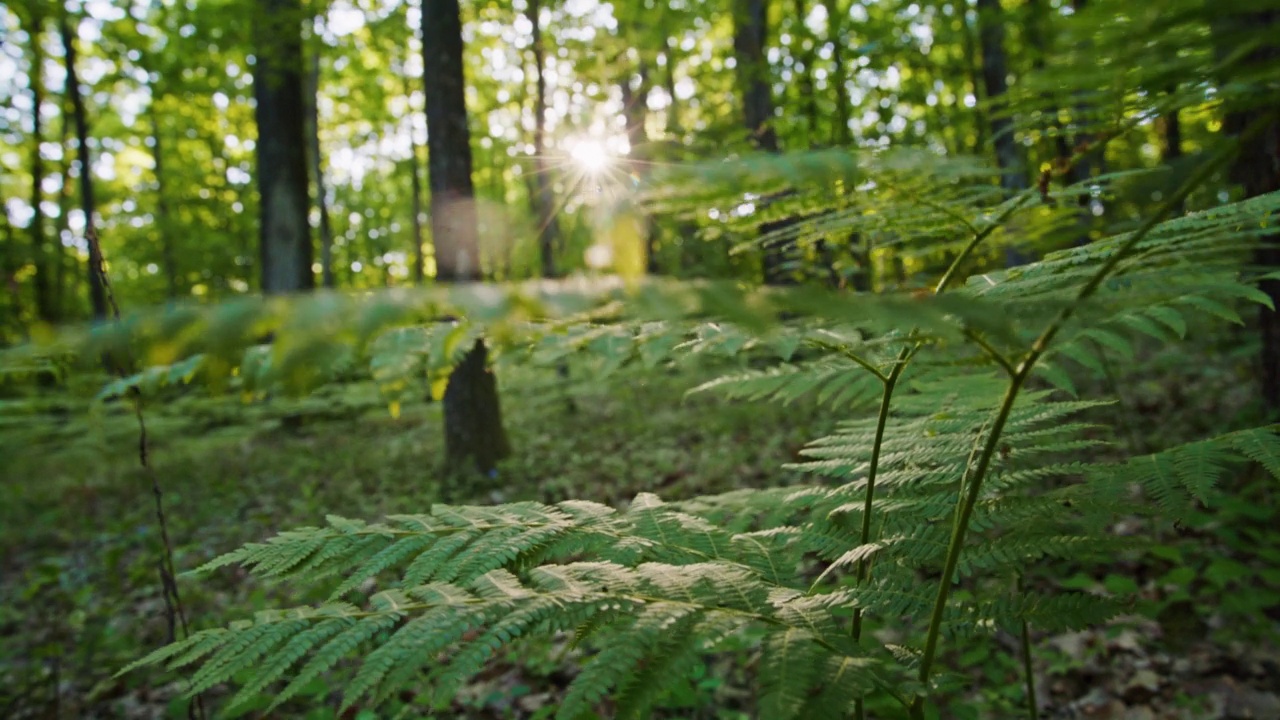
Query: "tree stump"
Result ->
[[443, 338, 511, 476]]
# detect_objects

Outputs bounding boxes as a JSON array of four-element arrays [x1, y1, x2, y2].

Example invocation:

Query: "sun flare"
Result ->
[[566, 137, 610, 174]]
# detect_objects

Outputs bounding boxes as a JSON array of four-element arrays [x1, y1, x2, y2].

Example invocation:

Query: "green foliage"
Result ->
[[89, 149, 1280, 715]]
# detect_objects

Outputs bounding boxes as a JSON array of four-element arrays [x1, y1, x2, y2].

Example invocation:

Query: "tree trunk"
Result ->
[[618, 47, 656, 275], [443, 339, 511, 475], [733, 0, 792, 283], [961, 4, 987, 155], [1219, 8, 1280, 411], [307, 50, 335, 289], [28, 8, 56, 323], [60, 12, 107, 320], [975, 0, 1028, 266], [421, 0, 510, 471], [422, 0, 479, 282], [406, 74, 427, 285], [792, 0, 819, 147], [976, 0, 1024, 193], [149, 109, 179, 299], [253, 0, 314, 294], [820, 0, 850, 145], [526, 0, 561, 278], [733, 0, 777, 152]]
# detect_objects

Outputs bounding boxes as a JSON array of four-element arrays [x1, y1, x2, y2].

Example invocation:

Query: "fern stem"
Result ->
[[934, 191, 1033, 294], [850, 345, 911, 720], [964, 328, 1015, 375], [1018, 575, 1038, 720], [908, 115, 1265, 720]]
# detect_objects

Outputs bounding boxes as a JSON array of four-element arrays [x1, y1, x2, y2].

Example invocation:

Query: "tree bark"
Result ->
[[733, 0, 778, 153], [792, 0, 819, 147], [820, 0, 850, 145], [28, 8, 56, 323], [306, 50, 335, 289], [422, 0, 479, 282], [1219, 8, 1280, 411], [975, 0, 1029, 266], [421, 0, 510, 472], [526, 0, 561, 278], [976, 0, 1024, 193], [253, 0, 314, 294], [443, 339, 511, 475], [149, 110, 179, 299], [406, 74, 427, 285], [59, 11, 107, 320]]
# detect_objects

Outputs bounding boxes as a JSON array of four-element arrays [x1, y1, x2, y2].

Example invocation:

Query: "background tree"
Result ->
[[253, 0, 313, 294], [422, 0, 511, 475]]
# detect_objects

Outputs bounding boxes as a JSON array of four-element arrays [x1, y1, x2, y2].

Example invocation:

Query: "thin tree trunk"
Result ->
[[976, 0, 1024, 193], [664, 40, 679, 138], [1159, 94, 1183, 216], [54, 96, 74, 317], [307, 50, 335, 288], [60, 12, 107, 319], [29, 10, 56, 323], [820, 0, 850, 145], [975, 0, 1029, 266], [792, 0, 819, 147], [526, 0, 561, 278], [733, 0, 778, 152], [149, 110, 178, 299], [406, 73, 427, 285], [962, 3, 987, 155]]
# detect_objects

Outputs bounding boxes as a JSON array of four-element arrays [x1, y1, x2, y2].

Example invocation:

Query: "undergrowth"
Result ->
[[6, 135, 1280, 719]]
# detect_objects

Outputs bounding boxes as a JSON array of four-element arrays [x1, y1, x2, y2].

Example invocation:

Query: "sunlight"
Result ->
[[566, 137, 610, 174]]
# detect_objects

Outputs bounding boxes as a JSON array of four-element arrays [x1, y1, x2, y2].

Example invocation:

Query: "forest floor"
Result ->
[[2, 340, 1278, 719]]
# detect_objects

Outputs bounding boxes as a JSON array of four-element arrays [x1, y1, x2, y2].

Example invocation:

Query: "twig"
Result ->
[[85, 226, 205, 720]]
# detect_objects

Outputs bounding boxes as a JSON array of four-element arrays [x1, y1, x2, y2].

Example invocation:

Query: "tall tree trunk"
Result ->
[[664, 40, 680, 138], [406, 73, 427, 285], [960, 4, 987, 155], [60, 12, 107, 320], [54, 95, 74, 317], [733, 0, 792, 284], [28, 9, 56, 323], [820, 0, 850, 145], [253, 0, 314, 294], [975, 0, 1028, 266], [1, 211, 20, 341], [422, 0, 510, 474], [1219, 9, 1280, 411], [976, 0, 1024, 193], [1159, 92, 1184, 215], [618, 46, 656, 276], [149, 109, 179, 299], [422, 0, 479, 282], [792, 0, 819, 147], [526, 0, 561, 278], [733, 0, 778, 152], [307, 50, 335, 289]]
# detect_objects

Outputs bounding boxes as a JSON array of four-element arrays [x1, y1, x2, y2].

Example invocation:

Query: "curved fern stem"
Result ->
[[908, 115, 1266, 720], [934, 191, 1034, 294], [850, 346, 910, 720]]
